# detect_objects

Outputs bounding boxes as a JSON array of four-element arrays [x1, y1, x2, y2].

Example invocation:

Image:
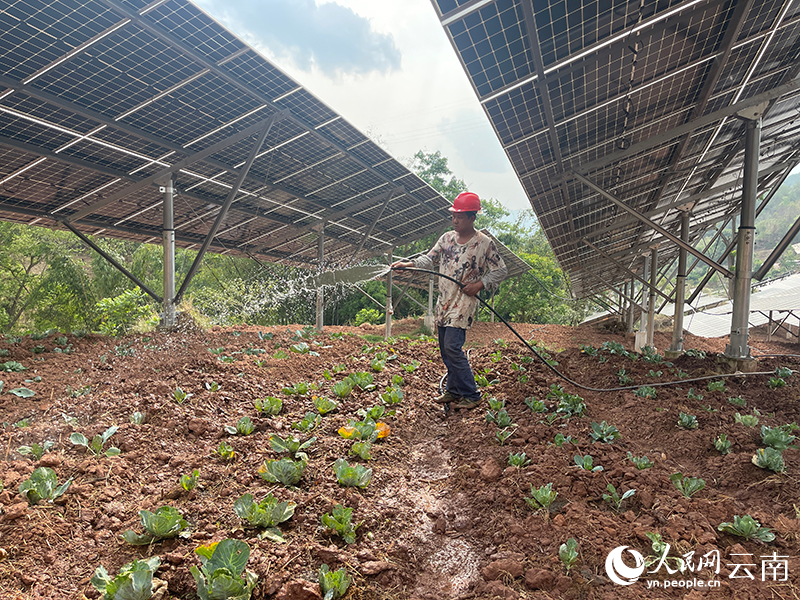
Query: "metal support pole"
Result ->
[[725, 117, 760, 360], [669, 212, 690, 353], [316, 225, 324, 332], [768, 310, 773, 342], [161, 179, 177, 328], [647, 246, 658, 347], [425, 274, 435, 331], [627, 279, 635, 333], [385, 248, 393, 340]]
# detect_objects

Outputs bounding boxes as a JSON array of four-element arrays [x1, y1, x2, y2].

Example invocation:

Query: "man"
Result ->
[[392, 192, 508, 409]]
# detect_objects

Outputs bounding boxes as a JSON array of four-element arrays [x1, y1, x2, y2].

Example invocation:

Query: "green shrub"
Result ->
[[96, 288, 157, 337], [354, 308, 382, 326]]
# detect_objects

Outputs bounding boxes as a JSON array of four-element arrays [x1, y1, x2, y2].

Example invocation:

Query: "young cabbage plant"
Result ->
[[333, 458, 372, 488], [485, 409, 514, 429], [589, 421, 621, 443], [634, 386, 657, 399], [313, 396, 338, 415], [574, 455, 603, 472], [626, 452, 654, 469], [670, 473, 705, 498], [233, 493, 296, 542], [18, 467, 72, 505], [129, 411, 146, 425], [258, 458, 306, 487], [717, 515, 775, 543], [214, 441, 236, 461], [292, 412, 321, 433], [677, 412, 699, 430], [380, 386, 403, 406], [751, 447, 786, 473], [525, 483, 558, 510], [735, 412, 759, 427], [319, 564, 351, 600], [707, 380, 726, 392], [282, 382, 310, 396], [357, 405, 386, 422], [727, 395, 747, 407], [254, 396, 282, 416], [190, 539, 258, 600], [602, 484, 636, 511], [205, 381, 220, 392], [760, 425, 797, 451], [122, 506, 191, 545], [91, 557, 161, 600], [225, 416, 255, 436], [349, 441, 372, 461], [686, 388, 703, 401], [552, 433, 573, 447], [495, 428, 515, 446], [713, 434, 731, 455], [331, 379, 354, 399], [401, 359, 420, 373], [524, 396, 546, 413], [768, 376, 786, 389], [180, 469, 200, 492], [320, 504, 361, 544], [17, 440, 54, 461], [173, 387, 193, 404], [70, 426, 120, 457], [347, 372, 375, 391], [269, 434, 316, 459], [508, 452, 531, 468], [559, 538, 579, 572]]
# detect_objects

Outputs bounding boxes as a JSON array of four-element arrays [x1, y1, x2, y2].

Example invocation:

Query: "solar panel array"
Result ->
[[0, 0, 453, 270], [432, 0, 800, 300]]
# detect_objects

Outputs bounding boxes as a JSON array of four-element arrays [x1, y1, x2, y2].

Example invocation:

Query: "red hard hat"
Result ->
[[450, 191, 481, 213]]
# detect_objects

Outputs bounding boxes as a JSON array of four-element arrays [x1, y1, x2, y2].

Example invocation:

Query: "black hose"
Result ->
[[393, 266, 778, 394]]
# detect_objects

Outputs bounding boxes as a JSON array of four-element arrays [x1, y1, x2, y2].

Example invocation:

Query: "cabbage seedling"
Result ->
[[508, 452, 531, 468], [574, 455, 603, 472], [129, 411, 145, 424], [233, 493, 296, 542], [122, 506, 190, 545], [751, 447, 786, 473], [487, 397, 505, 411], [392, 374, 404, 386], [190, 539, 258, 600], [401, 359, 420, 373], [180, 469, 200, 492], [768, 377, 786, 389], [775, 366, 793, 378], [525, 483, 557, 510], [320, 504, 361, 544], [380, 386, 403, 405], [332, 379, 354, 399], [319, 564, 351, 600], [670, 472, 705, 498], [686, 388, 703, 401], [761, 425, 797, 451], [370, 357, 385, 372], [349, 441, 372, 460], [347, 372, 375, 391], [254, 396, 282, 416], [626, 452, 653, 469], [677, 412, 698, 430], [707, 380, 726, 392], [225, 416, 254, 436], [727, 395, 746, 407], [734, 412, 759, 427], [205, 381, 220, 392], [282, 382, 310, 396], [70, 426, 120, 457], [314, 396, 338, 415], [525, 397, 546, 413], [713, 434, 731, 455], [717, 515, 775, 543], [357, 405, 386, 422], [495, 428, 515, 446], [292, 412, 321, 433], [91, 557, 161, 600], [17, 441, 53, 461], [602, 484, 635, 511], [173, 387, 193, 403], [18, 467, 72, 505], [552, 433, 573, 447], [559, 538, 579, 572], [634, 386, 657, 399], [486, 409, 514, 429], [259, 458, 306, 487], [590, 421, 621, 443], [269, 434, 316, 459], [333, 458, 372, 488]]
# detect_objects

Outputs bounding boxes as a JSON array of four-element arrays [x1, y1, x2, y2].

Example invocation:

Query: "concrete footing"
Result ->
[[717, 355, 759, 373], [664, 349, 683, 360]]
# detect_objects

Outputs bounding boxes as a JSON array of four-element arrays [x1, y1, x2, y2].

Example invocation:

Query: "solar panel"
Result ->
[[0, 0, 453, 275], [433, 0, 800, 300]]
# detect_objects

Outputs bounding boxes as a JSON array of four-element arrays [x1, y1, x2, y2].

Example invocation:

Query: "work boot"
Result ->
[[435, 391, 456, 404], [452, 397, 481, 410]]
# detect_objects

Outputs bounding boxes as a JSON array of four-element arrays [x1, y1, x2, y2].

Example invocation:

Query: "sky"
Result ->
[[191, 0, 532, 211]]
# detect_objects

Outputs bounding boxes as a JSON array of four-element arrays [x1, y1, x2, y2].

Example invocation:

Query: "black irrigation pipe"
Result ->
[[393, 267, 780, 394]]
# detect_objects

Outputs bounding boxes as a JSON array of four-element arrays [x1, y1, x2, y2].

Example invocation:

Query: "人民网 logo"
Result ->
[[606, 546, 646, 585]]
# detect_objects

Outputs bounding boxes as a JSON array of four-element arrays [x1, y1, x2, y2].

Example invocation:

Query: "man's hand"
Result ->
[[391, 260, 414, 270], [461, 281, 484, 297]]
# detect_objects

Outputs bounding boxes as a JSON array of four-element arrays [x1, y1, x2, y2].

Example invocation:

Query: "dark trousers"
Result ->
[[438, 326, 480, 401]]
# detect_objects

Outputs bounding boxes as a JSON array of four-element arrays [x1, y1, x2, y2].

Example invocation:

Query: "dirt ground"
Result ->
[[0, 318, 798, 600]]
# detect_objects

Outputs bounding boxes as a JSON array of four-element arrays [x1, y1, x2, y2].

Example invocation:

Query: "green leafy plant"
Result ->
[[634, 386, 657, 399], [524, 396, 546, 412], [725, 395, 745, 408], [670, 472, 705, 498], [775, 366, 793, 379], [91, 557, 161, 600], [233, 493, 296, 542], [347, 372, 375, 391], [190, 539, 258, 600], [1, 360, 27, 372], [559, 538, 579, 572], [495, 428, 515, 445], [685, 348, 706, 358], [370, 357, 385, 372], [180, 469, 200, 492], [292, 412, 321, 433], [487, 397, 505, 411], [214, 441, 236, 461], [333, 458, 372, 488], [313, 395, 338, 415], [255, 396, 282, 416], [349, 441, 373, 460], [579, 343, 598, 356], [70, 426, 120, 457], [717, 515, 775, 542], [735, 412, 759, 427], [687, 388, 703, 401], [130, 411, 146, 424], [357, 405, 386, 422], [205, 381, 220, 392], [96, 288, 156, 336], [552, 433, 573, 447], [751, 447, 786, 473], [319, 564, 352, 600], [525, 483, 558, 510], [18, 467, 72, 504], [617, 369, 633, 385], [647, 369, 662, 378], [508, 452, 531, 468], [225, 416, 255, 436], [603, 484, 636, 511], [589, 421, 621, 443], [321, 504, 361, 544], [269, 434, 316, 459], [282, 381, 312, 396], [17, 440, 54, 461], [574, 455, 603, 472], [258, 458, 306, 487], [331, 379, 354, 399], [768, 377, 786, 389], [380, 385, 403, 405], [485, 409, 514, 428], [761, 425, 797, 451], [9, 387, 35, 398], [707, 380, 726, 392], [713, 434, 731, 455], [549, 385, 586, 417], [643, 532, 685, 571], [401, 359, 420, 373], [677, 412, 699, 430], [626, 452, 654, 469], [122, 506, 191, 545], [173, 387, 193, 404]]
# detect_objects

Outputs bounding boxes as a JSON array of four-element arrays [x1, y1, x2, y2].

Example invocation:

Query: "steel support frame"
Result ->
[[316, 224, 325, 332], [175, 119, 275, 303], [385, 248, 393, 340], [669, 211, 691, 352], [582, 269, 646, 313], [753, 212, 800, 281], [580, 239, 671, 302], [647, 246, 658, 347], [349, 190, 396, 264], [161, 178, 177, 328], [725, 117, 761, 360]]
